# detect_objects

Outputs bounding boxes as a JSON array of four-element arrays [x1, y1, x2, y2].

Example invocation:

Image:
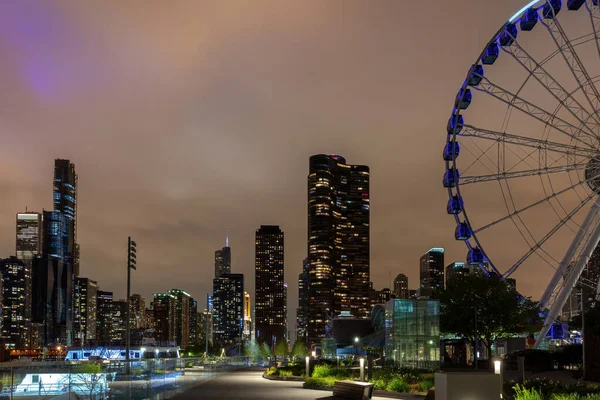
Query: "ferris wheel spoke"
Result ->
[[585, 0, 600, 60], [502, 40, 600, 134], [541, 16, 600, 125], [461, 162, 588, 185], [461, 125, 598, 159], [474, 77, 596, 149], [474, 178, 591, 235], [503, 190, 598, 278]]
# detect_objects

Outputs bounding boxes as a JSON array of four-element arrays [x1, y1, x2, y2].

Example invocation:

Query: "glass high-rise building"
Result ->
[[74, 277, 98, 345], [96, 291, 113, 345], [16, 212, 42, 261], [212, 273, 244, 345], [296, 258, 309, 343], [243, 292, 252, 341], [167, 289, 193, 349], [254, 225, 285, 347], [0, 257, 30, 348], [419, 248, 445, 298], [307, 154, 370, 344], [153, 293, 176, 343], [445, 262, 470, 284], [393, 274, 409, 299], [53, 159, 78, 274]]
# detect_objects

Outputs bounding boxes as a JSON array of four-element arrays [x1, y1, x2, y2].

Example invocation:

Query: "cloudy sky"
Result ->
[[2, 0, 594, 332]]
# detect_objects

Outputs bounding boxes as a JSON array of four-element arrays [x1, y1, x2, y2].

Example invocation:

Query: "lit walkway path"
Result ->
[[171, 368, 419, 400]]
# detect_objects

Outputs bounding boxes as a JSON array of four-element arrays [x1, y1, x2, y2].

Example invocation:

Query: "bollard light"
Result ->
[[494, 360, 501, 375], [305, 356, 310, 378], [359, 357, 365, 382], [312, 350, 316, 358]]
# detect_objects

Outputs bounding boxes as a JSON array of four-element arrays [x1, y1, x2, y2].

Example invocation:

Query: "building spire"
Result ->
[[226, 231, 229, 248]]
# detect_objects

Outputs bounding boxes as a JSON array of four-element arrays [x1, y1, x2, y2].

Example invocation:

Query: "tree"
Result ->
[[440, 273, 542, 359], [260, 342, 272, 359], [291, 340, 308, 360], [71, 362, 104, 399], [274, 339, 289, 361]]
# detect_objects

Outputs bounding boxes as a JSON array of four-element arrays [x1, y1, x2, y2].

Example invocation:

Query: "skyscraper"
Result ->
[[243, 292, 252, 341], [445, 262, 470, 284], [96, 291, 113, 345], [393, 274, 409, 299], [215, 234, 231, 278], [255, 225, 285, 347], [53, 159, 78, 274], [0, 257, 30, 349], [16, 212, 42, 261], [419, 248, 445, 298], [296, 258, 309, 343], [212, 273, 244, 345], [74, 278, 98, 345], [167, 289, 193, 349], [153, 293, 176, 343], [307, 154, 370, 344], [31, 210, 73, 346]]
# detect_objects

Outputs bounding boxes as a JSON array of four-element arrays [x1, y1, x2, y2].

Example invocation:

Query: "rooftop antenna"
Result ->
[[226, 231, 229, 247]]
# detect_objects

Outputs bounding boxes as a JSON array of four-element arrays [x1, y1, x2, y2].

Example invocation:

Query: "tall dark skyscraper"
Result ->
[[215, 234, 231, 278], [96, 291, 113, 345], [167, 289, 193, 349], [445, 261, 469, 284], [254, 225, 285, 347], [53, 159, 78, 274], [0, 257, 30, 349], [212, 273, 244, 346], [296, 258, 309, 343], [419, 248, 445, 297], [393, 274, 409, 299], [306, 154, 370, 344], [153, 293, 176, 343]]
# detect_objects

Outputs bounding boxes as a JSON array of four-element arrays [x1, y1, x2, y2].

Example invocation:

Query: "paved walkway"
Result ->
[[171, 368, 416, 400]]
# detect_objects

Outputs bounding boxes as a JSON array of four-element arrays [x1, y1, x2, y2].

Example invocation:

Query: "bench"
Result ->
[[332, 380, 374, 400]]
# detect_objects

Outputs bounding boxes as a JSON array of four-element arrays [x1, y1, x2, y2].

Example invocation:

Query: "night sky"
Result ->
[[0, 1, 574, 330]]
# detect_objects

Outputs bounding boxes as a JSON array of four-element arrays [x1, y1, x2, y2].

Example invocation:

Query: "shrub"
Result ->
[[550, 395, 579, 400], [266, 367, 277, 376], [418, 377, 434, 392], [312, 365, 332, 378], [304, 377, 337, 388], [311, 364, 351, 379], [386, 378, 410, 393], [279, 370, 293, 377], [371, 378, 387, 391], [513, 385, 543, 400]]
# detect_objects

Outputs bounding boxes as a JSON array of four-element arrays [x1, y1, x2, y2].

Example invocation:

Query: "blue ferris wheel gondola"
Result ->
[[447, 113, 464, 135], [467, 247, 485, 265], [443, 142, 460, 161], [443, 168, 460, 188], [520, 7, 539, 31], [481, 42, 499, 65], [467, 65, 484, 86], [543, 0, 562, 19], [456, 88, 472, 110], [455, 222, 472, 240], [567, 0, 586, 10], [447, 195, 464, 215], [499, 23, 518, 47]]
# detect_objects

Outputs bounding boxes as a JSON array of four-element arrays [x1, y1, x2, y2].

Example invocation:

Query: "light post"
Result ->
[[354, 337, 360, 358], [305, 356, 310, 378], [494, 358, 503, 398], [359, 357, 365, 382], [126, 237, 137, 371], [472, 306, 478, 370]]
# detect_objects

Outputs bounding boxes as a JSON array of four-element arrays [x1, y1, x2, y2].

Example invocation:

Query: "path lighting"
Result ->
[[359, 358, 365, 382], [494, 360, 501, 375], [312, 350, 316, 358], [306, 356, 310, 378], [494, 358, 504, 399]]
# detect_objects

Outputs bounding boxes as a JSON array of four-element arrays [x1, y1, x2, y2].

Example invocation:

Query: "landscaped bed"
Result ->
[[507, 378, 600, 400], [267, 364, 433, 394]]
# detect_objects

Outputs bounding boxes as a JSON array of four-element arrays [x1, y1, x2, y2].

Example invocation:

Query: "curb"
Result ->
[[262, 371, 305, 382]]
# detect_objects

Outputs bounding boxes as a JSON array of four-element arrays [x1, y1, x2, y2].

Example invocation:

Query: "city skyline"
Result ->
[[0, 0, 550, 334]]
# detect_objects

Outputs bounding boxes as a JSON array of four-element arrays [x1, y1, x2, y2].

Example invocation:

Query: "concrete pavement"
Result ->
[[171, 368, 417, 400]]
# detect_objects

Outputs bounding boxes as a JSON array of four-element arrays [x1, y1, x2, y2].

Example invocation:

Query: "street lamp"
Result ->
[[354, 337, 360, 357], [126, 237, 137, 370]]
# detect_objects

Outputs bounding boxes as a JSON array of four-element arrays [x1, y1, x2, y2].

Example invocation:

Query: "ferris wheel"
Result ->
[[444, 0, 600, 347]]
